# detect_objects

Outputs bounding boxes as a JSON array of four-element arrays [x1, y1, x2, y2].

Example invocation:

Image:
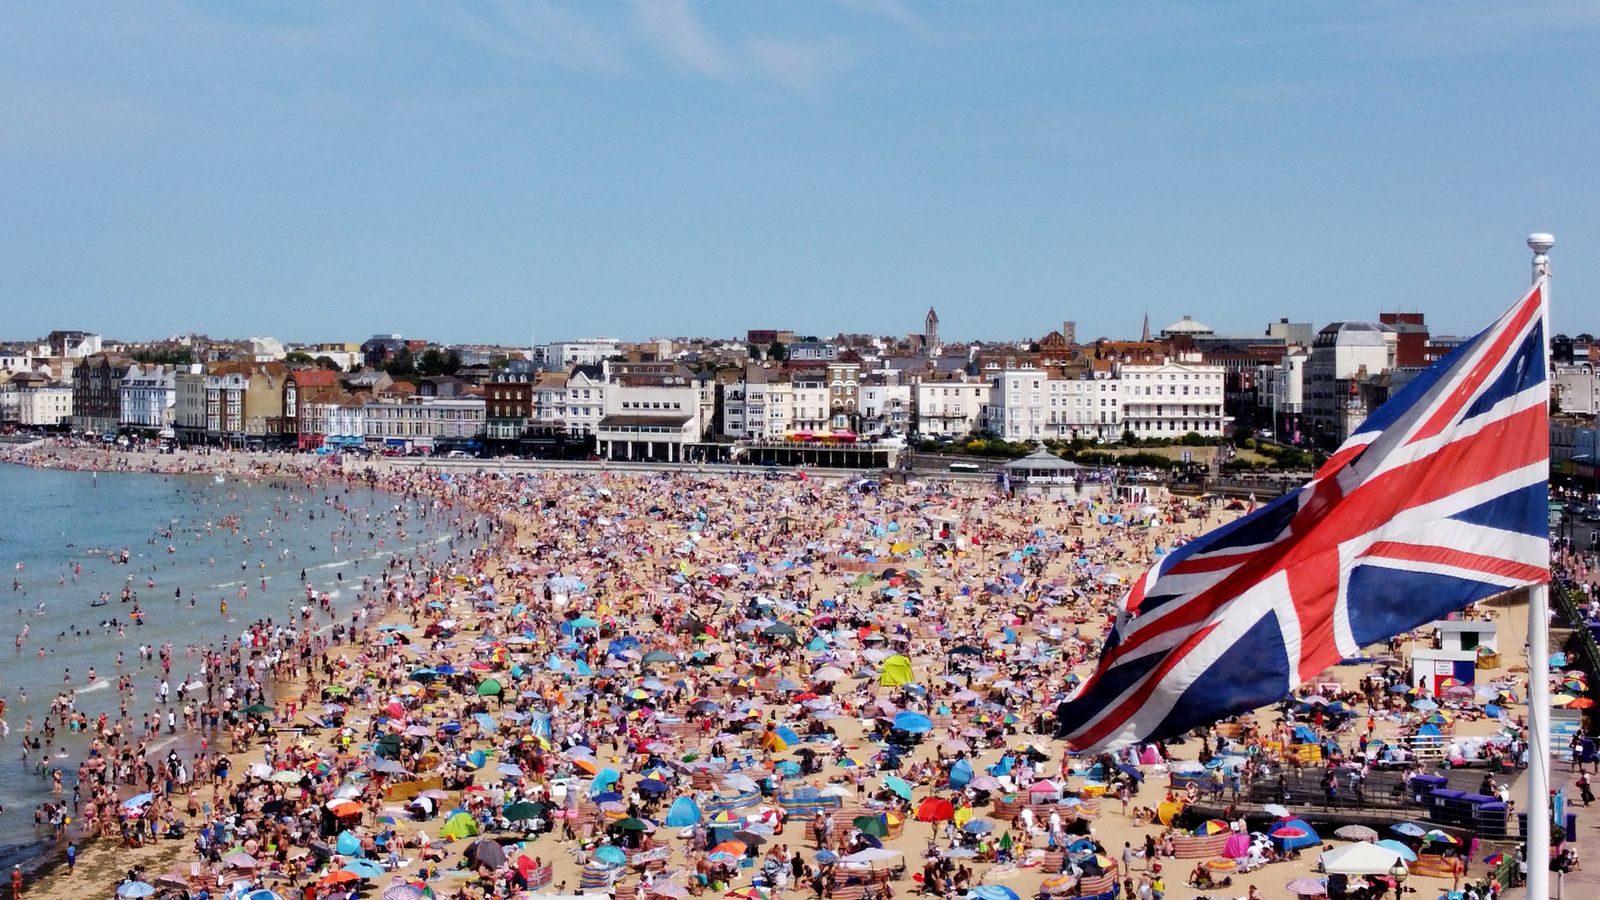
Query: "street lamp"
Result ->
[[1389, 859, 1409, 898]]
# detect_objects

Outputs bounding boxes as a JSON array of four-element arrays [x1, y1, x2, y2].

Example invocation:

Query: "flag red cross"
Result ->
[[1072, 402, 1546, 751]]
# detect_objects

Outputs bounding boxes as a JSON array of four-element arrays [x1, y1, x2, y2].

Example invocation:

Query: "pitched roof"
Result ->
[[290, 369, 340, 388]]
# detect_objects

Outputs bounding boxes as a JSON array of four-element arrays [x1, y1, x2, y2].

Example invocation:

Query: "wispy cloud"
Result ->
[[632, 0, 736, 78], [746, 38, 844, 94], [832, 0, 918, 28], [496, 0, 626, 74]]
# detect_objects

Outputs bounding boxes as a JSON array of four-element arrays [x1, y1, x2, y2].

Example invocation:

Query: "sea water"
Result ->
[[0, 463, 459, 862]]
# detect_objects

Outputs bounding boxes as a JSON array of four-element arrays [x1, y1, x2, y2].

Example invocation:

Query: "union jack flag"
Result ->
[[1056, 282, 1550, 753]]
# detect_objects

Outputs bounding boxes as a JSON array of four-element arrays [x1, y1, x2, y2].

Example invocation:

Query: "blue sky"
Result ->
[[2, 2, 1597, 345]]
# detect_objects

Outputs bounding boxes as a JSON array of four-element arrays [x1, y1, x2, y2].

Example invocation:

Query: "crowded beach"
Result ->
[[0, 441, 1593, 900]]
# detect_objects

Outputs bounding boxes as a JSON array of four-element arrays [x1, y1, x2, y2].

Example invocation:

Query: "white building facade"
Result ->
[[565, 368, 606, 437], [173, 372, 207, 442], [363, 397, 485, 449], [915, 378, 991, 438], [860, 382, 912, 436], [1555, 363, 1600, 416], [19, 382, 73, 428], [538, 340, 621, 369], [120, 363, 186, 432], [1305, 322, 1395, 445], [1117, 361, 1227, 439], [596, 376, 706, 462], [982, 371, 1125, 442]]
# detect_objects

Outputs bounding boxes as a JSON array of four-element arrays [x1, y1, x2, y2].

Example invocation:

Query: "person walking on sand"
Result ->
[[11, 864, 21, 899]]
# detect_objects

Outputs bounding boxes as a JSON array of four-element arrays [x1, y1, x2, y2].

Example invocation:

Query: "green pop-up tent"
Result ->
[[878, 654, 914, 687]]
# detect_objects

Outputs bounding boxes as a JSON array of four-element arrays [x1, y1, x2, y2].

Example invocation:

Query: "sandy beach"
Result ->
[[0, 441, 1561, 900]]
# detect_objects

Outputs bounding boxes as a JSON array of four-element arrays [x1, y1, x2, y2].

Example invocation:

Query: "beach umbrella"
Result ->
[[382, 886, 426, 900], [1193, 820, 1229, 836], [476, 678, 503, 696], [469, 840, 507, 869], [343, 860, 386, 880], [710, 840, 747, 857], [1261, 803, 1291, 818], [1422, 830, 1460, 846], [318, 872, 359, 888], [1270, 818, 1321, 851], [244, 891, 283, 900], [1390, 822, 1426, 837], [852, 815, 889, 838], [962, 820, 993, 835], [504, 801, 545, 821], [372, 759, 408, 776], [117, 883, 156, 898], [893, 711, 933, 733], [1285, 878, 1329, 896], [1320, 842, 1405, 875], [327, 800, 363, 818], [968, 886, 1020, 900], [593, 845, 628, 867], [1335, 825, 1378, 841], [1376, 840, 1418, 862], [612, 817, 650, 832], [221, 852, 258, 869], [970, 774, 1002, 792], [915, 797, 954, 822], [841, 848, 901, 865]]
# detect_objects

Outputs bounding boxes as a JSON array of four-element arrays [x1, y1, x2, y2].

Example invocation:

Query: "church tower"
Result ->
[[924, 307, 941, 357]]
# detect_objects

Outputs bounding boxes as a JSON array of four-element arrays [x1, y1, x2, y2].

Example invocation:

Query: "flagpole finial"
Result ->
[[1529, 233, 1554, 282]]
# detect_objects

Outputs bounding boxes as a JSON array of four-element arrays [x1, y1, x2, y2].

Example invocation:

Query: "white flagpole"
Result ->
[[1527, 231, 1555, 900]]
